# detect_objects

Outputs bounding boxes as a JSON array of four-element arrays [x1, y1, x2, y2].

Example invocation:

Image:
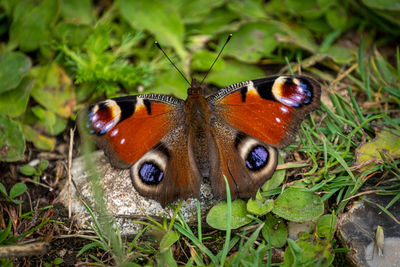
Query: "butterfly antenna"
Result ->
[[155, 41, 191, 86], [200, 34, 232, 85]]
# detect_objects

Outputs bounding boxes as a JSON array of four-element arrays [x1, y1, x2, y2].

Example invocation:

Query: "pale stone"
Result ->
[[57, 151, 217, 235]]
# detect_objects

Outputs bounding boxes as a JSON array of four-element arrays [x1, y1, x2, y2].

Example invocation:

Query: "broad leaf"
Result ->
[[22, 125, 55, 151], [159, 231, 180, 252], [0, 77, 33, 117], [9, 183, 27, 199], [207, 199, 252, 230], [0, 115, 25, 162], [0, 52, 31, 94], [60, 0, 92, 24], [272, 187, 324, 222], [223, 21, 281, 63], [30, 64, 76, 118], [120, 0, 186, 59], [316, 214, 337, 239], [10, 0, 58, 51], [206, 60, 265, 87], [247, 196, 274, 216], [355, 130, 400, 171], [262, 213, 288, 248], [262, 153, 285, 191]]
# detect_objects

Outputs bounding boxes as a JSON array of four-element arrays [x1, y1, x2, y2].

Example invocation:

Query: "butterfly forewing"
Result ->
[[208, 75, 321, 148]]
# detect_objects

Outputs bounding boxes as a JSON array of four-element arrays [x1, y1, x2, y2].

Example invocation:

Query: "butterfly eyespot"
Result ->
[[139, 162, 164, 185], [245, 145, 269, 171], [271, 77, 315, 107]]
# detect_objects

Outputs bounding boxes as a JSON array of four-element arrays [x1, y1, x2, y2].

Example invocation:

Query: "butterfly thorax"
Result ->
[[184, 79, 211, 125], [184, 79, 214, 177]]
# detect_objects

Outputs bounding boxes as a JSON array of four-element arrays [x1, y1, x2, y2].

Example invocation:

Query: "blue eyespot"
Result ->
[[300, 81, 312, 104], [139, 162, 164, 185], [245, 146, 269, 171]]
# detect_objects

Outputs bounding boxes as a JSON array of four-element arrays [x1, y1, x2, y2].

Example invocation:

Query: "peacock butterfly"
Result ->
[[80, 74, 321, 207]]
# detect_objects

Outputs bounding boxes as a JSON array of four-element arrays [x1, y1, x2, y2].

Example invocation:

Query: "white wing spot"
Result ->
[[280, 106, 289, 113], [110, 129, 119, 137]]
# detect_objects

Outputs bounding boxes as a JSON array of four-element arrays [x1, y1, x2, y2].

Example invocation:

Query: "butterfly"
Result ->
[[81, 75, 321, 207]]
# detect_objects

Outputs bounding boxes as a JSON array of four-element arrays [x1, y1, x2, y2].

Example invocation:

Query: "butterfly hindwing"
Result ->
[[208, 120, 278, 199], [130, 125, 201, 206]]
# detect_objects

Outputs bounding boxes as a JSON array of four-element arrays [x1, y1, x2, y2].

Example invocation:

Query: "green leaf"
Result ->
[[321, 45, 354, 64], [355, 130, 400, 171], [285, 0, 332, 18], [9, 182, 27, 199], [30, 64, 76, 118], [262, 213, 288, 248], [54, 23, 93, 46], [262, 153, 285, 191], [303, 17, 332, 33], [151, 67, 188, 99], [76, 240, 107, 257], [60, 0, 92, 24], [283, 233, 334, 266], [0, 183, 8, 197], [187, 7, 238, 35], [173, 0, 225, 24], [120, 0, 186, 59], [272, 187, 324, 222], [0, 219, 12, 244], [227, 0, 268, 19], [361, 0, 400, 10], [157, 248, 178, 267], [325, 6, 348, 30], [0, 77, 33, 117], [28, 106, 68, 136], [283, 238, 302, 266], [223, 21, 281, 63], [22, 124, 56, 151], [0, 115, 25, 162], [206, 60, 265, 87], [206, 199, 252, 230], [11, 199, 23, 205], [159, 230, 180, 252], [275, 22, 317, 53], [9, 0, 58, 51], [38, 160, 49, 171], [19, 165, 36, 176], [0, 0, 17, 16], [191, 50, 225, 72], [247, 197, 274, 216], [0, 52, 31, 94], [316, 214, 337, 239], [52, 257, 64, 265]]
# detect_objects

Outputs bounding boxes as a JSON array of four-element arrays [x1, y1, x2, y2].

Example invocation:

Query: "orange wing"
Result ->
[[208, 76, 321, 147], [83, 95, 184, 168]]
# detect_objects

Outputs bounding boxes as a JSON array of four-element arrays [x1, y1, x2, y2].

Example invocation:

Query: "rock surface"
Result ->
[[58, 151, 217, 235], [337, 193, 400, 266]]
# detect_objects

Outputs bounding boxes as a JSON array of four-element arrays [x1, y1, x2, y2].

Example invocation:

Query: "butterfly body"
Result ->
[[83, 76, 321, 207]]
